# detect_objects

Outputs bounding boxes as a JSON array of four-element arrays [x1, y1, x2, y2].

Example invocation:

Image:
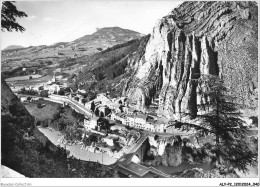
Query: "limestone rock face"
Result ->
[[161, 137, 183, 167], [148, 136, 183, 167], [123, 1, 258, 118], [148, 136, 168, 156]]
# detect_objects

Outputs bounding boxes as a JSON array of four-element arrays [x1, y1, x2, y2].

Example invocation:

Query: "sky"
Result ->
[[1, 0, 183, 49]]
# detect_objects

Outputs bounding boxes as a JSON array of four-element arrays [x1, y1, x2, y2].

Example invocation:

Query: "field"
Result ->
[[5, 74, 42, 81], [24, 100, 62, 121], [7, 75, 52, 87], [24, 99, 83, 124]]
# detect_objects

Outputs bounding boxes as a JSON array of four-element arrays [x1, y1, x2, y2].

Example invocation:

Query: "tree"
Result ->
[[40, 90, 49, 97], [90, 101, 95, 112], [95, 108, 100, 116], [37, 103, 42, 108], [58, 89, 65, 96], [193, 75, 256, 173], [64, 87, 71, 93], [1, 1, 28, 32]]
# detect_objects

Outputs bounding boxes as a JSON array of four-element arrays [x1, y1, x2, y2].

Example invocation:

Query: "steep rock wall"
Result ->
[[148, 135, 183, 167], [123, 1, 258, 118]]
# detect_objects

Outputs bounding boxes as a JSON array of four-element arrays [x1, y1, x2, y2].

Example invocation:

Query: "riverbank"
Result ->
[[37, 126, 117, 165]]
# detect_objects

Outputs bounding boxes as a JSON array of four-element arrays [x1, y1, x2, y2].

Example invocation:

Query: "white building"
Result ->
[[96, 93, 110, 104], [155, 118, 168, 133], [20, 96, 28, 103], [102, 137, 114, 146], [134, 113, 147, 129], [85, 101, 92, 110], [111, 113, 126, 124], [108, 102, 121, 113], [48, 84, 60, 94], [84, 116, 99, 131], [146, 117, 156, 131], [126, 114, 135, 127], [32, 85, 44, 92], [77, 89, 86, 94]]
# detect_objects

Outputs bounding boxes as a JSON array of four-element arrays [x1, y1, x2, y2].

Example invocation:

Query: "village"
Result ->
[[8, 72, 257, 178], [9, 74, 196, 162]]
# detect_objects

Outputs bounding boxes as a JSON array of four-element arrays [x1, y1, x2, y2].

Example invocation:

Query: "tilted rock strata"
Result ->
[[123, 1, 258, 118]]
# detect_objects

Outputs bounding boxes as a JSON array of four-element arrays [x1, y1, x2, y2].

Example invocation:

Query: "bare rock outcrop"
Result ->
[[148, 135, 183, 167], [122, 1, 258, 118]]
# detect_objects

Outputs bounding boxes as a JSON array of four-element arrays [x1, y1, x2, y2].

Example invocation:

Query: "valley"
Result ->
[[1, 0, 258, 181]]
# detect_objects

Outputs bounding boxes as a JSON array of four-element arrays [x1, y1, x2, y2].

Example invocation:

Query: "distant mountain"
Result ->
[[68, 27, 144, 51], [3, 45, 24, 51], [1, 27, 144, 73]]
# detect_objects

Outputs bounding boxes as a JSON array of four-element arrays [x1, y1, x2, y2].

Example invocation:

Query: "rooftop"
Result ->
[[91, 116, 100, 121], [135, 113, 147, 120], [155, 118, 170, 125]]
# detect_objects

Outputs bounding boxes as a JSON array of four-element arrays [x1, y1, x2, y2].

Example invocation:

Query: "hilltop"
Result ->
[[70, 27, 144, 51]]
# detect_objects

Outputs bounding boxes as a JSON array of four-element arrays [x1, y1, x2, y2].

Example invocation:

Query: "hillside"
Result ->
[[70, 27, 144, 51], [3, 45, 24, 51], [75, 35, 150, 99], [1, 78, 114, 177], [1, 27, 143, 78]]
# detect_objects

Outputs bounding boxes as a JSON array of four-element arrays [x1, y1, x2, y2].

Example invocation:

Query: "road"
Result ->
[[124, 132, 150, 155], [65, 98, 93, 117], [17, 93, 94, 118], [47, 95, 93, 117]]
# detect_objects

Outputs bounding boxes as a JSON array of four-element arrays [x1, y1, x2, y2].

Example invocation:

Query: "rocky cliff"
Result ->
[[146, 133, 219, 167], [1, 77, 36, 134], [122, 1, 258, 118], [147, 135, 183, 167]]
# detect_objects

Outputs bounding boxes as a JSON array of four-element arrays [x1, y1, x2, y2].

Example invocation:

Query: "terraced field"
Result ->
[[5, 74, 42, 81]]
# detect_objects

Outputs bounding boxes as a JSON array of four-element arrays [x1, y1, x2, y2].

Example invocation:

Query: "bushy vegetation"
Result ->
[[18, 87, 38, 95], [38, 104, 85, 142], [83, 134, 98, 147], [40, 90, 49, 97]]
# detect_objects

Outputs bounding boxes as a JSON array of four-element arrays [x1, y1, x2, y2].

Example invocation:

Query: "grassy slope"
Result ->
[[24, 100, 61, 121]]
